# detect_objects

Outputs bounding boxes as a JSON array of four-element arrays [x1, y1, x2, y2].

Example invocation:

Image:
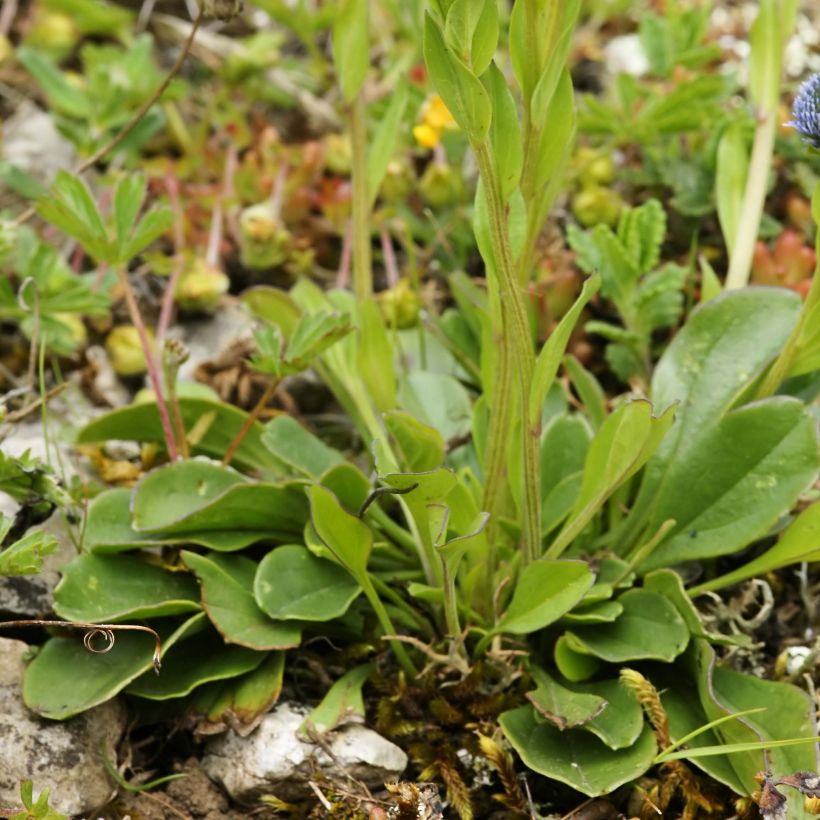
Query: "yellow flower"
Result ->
[[413, 95, 458, 149], [413, 123, 440, 149], [424, 95, 457, 131]]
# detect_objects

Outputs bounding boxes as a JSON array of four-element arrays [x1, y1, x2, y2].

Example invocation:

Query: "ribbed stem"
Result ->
[[350, 92, 372, 302], [473, 143, 540, 565]]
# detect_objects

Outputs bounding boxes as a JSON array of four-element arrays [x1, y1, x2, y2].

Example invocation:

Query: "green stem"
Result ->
[[361, 577, 417, 678], [473, 142, 540, 565], [755, 262, 820, 399], [724, 111, 777, 290], [368, 505, 418, 555], [370, 576, 433, 638], [350, 91, 372, 303]]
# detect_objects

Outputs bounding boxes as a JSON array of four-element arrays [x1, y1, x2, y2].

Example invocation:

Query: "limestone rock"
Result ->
[[0, 637, 124, 816], [202, 701, 408, 802]]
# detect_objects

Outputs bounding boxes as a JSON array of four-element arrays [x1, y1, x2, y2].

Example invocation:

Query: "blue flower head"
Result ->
[[787, 73, 820, 149]]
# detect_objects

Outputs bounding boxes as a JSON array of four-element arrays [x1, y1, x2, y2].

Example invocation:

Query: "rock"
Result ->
[[0, 512, 77, 617], [0, 637, 124, 816], [202, 702, 408, 802], [603, 34, 649, 78], [170, 299, 253, 384], [0, 102, 75, 185]]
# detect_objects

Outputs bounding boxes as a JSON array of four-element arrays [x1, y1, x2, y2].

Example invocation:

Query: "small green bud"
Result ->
[[105, 325, 150, 377], [377, 278, 422, 328], [53, 312, 87, 350], [571, 185, 623, 228], [24, 9, 77, 57], [419, 164, 463, 210], [573, 147, 615, 187], [379, 160, 414, 205], [239, 204, 291, 270], [323, 133, 353, 176], [175, 259, 229, 311]]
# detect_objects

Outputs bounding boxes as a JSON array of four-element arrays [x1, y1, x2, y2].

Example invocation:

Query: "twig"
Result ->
[[221, 377, 280, 467], [14, 8, 206, 228], [0, 619, 163, 673], [3, 383, 68, 422]]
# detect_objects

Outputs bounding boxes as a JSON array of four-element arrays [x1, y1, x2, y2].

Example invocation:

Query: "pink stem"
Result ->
[[380, 226, 399, 288], [119, 268, 179, 460]]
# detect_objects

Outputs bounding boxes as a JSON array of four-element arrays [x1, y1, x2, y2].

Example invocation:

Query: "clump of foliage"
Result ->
[[1, 0, 819, 817]]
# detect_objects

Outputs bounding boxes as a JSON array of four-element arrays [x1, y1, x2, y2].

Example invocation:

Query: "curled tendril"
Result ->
[[0, 620, 163, 675], [83, 628, 116, 654]]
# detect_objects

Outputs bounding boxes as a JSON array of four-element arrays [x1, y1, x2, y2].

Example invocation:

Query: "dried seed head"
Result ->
[[787, 73, 820, 148], [201, 0, 242, 20]]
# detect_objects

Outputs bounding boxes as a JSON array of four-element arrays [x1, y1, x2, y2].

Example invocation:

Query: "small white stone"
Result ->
[[202, 702, 408, 802]]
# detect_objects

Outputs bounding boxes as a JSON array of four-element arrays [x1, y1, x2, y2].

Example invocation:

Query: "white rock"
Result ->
[[202, 702, 408, 802], [604, 34, 650, 78], [0, 638, 124, 816], [0, 102, 75, 185]]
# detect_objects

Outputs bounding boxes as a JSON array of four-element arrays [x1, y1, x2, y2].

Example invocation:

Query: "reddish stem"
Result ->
[[118, 268, 179, 461]]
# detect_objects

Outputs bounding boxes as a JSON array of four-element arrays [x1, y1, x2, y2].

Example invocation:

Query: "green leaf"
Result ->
[[0, 526, 57, 576], [182, 551, 302, 650], [113, 174, 147, 255], [546, 400, 675, 559], [564, 589, 689, 662], [648, 289, 801, 480], [301, 663, 371, 734], [396, 372, 472, 445], [554, 634, 601, 682], [526, 667, 606, 731], [540, 416, 591, 503], [254, 544, 361, 621], [367, 81, 408, 207], [262, 416, 344, 479], [242, 286, 302, 337], [83, 489, 268, 553], [500, 706, 657, 797], [484, 62, 522, 203], [565, 677, 645, 749], [496, 559, 594, 635], [533, 69, 575, 191], [384, 409, 446, 473], [530, 276, 600, 425], [23, 614, 205, 719], [53, 553, 200, 622], [640, 398, 819, 571], [748, 0, 795, 109], [123, 205, 173, 262], [618, 198, 666, 274], [127, 629, 265, 700], [77, 398, 283, 475], [333, 0, 369, 103], [356, 299, 396, 411], [715, 123, 749, 256], [692, 502, 820, 595], [17, 48, 92, 119], [307, 484, 372, 581], [423, 12, 491, 142], [564, 355, 606, 430], [131, 460, 308, 538], [191, 651, 285, 731]]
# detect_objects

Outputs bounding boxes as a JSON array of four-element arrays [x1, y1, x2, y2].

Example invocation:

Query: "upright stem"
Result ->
[[724, 111, 777, 290], [350, 92, 372, 302], [117, 268, 178, 461], [473, 144, 540, 565]]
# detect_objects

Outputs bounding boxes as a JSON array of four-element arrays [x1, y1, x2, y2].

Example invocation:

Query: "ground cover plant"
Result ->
[[0, 0, 819, 817]]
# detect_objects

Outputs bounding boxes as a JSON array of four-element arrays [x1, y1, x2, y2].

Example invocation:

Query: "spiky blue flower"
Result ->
[[787, 73, 820, 149]]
